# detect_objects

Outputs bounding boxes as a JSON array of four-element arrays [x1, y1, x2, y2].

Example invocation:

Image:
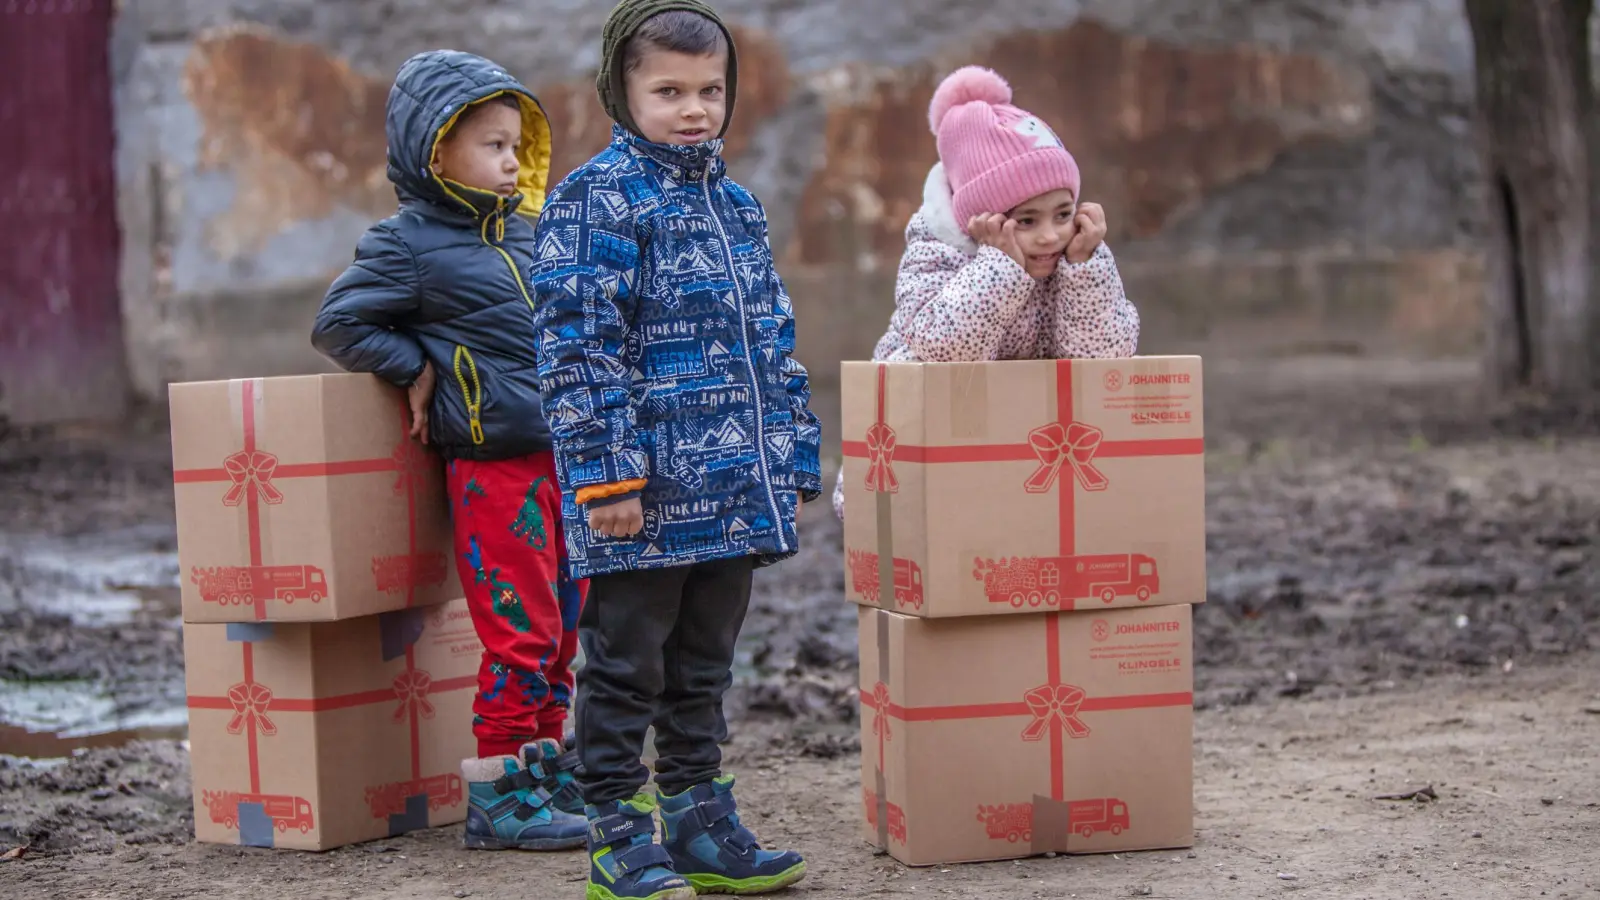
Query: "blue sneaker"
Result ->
[[658, 776, 806, 895], [460, 752, 587, 850], [586, 795, 695, 900], [520, 736, 585, 816]]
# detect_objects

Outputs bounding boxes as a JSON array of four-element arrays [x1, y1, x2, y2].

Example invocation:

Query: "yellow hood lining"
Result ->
[[430, 89, 552, 219]]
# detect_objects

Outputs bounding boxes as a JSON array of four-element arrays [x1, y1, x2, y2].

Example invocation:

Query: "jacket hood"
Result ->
[[920, 162, 978, 255], [596, 0, 739, 139], [386, 50, 552, 218]]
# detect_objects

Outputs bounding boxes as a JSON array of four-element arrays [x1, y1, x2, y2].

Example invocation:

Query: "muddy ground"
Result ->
[[1, 356, 1599, 898]]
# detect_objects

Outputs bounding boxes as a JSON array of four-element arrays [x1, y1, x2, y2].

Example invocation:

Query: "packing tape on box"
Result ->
[[229, 377, 276, 573], [874, 491, 894, 612], [869, 364, 895, 846], [873, 362, 897, 615], [1029, 794, 1075, 855], [874, 607, 890, 849], [949, 363, 987, 440]]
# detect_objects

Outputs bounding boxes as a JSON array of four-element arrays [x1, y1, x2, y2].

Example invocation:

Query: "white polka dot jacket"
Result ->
[[832, 162, 1140, 520]]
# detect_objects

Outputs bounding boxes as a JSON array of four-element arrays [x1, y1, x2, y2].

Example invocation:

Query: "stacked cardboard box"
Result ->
[[170, 374, 476, 851], [840, 357, 1205, 866]]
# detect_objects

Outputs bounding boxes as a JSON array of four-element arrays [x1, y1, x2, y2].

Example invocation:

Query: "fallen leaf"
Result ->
[[1, 845, 28, 860]]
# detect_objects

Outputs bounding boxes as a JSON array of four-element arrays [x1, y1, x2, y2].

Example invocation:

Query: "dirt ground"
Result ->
[[2, 356, 1599, 899]]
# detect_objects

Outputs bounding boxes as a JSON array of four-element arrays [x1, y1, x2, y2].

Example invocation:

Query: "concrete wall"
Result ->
[[111, 0, 1486, 431]]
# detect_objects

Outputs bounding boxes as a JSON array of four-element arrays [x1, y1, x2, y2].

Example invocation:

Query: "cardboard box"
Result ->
[[840, 358, 1205, 618], [184, 598, 483, 850], [858, 604, 1194, 866], [170, 374, 457, 623]]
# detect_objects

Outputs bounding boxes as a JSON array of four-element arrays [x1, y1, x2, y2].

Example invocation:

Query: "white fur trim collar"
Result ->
[[920, 163, 977, 255]]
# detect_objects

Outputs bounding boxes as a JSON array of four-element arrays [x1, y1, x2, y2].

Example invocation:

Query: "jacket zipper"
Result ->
[[452, 345, 485, 445], [482, 202, 536, 313], [699, 170, 786, 552], [451, 203, 535, 450]]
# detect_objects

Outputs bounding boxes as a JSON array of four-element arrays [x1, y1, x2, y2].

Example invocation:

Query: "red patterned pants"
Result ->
[[446, 452, 586, 758]]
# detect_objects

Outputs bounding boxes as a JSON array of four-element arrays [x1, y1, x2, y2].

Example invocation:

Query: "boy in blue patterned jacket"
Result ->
[[530, 2, 819, 897]]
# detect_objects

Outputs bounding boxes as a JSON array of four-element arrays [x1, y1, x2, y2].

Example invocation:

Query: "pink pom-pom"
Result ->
[[927, 66, 1012, 133]]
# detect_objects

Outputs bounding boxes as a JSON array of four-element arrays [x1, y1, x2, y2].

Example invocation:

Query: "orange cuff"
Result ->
[[576, 479, 648, 505]]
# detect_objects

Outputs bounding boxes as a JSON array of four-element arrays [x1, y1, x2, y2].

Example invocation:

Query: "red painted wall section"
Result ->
[[0, 0, 129, 425]]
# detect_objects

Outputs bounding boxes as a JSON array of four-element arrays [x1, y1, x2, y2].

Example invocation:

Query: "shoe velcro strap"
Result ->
[[590, 811, 655, 846], [483, 794, 524, 821], [510, 787, 556, 821], [724, 827, 760, 854], [691, 792, 738, 830], [552, 750, 582, 773], [612, 842, 673, 876], [492, 768, 538, 795]]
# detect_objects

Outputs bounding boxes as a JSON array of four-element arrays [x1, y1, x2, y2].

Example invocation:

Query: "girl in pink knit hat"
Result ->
[[833, 65, 1139, 519]]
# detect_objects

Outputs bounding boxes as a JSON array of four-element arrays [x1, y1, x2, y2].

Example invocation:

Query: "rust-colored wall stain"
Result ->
[[183, 24, 392, 259], [791, 19, 1374, 266], [183, 24, 788, 258]]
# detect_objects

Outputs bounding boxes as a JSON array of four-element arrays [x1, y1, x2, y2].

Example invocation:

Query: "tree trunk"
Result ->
[[1464, 0, 1596, 400]]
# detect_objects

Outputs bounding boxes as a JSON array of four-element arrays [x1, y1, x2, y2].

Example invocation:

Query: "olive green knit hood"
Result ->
[[596, 0, 739, 139]]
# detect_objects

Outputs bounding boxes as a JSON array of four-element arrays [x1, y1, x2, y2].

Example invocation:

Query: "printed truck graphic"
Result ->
[[364, 774, 465, 818], [976, 803, 1035, 843], [847, 549, 924, 610], [862, 788, 907, 844], [202, 789, 315, 834], [371, 552, 449, 595], [192, 565, 328, 607], [977, 798, 1131, 842], [972, 554, 1159, 608], [1066, 798, 1131, 838]]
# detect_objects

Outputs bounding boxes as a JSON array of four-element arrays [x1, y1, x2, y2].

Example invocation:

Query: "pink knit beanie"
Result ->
[[929, 66, 1081, 233]]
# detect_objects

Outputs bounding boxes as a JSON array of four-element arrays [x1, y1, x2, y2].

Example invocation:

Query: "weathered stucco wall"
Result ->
[[111, 0, 1485, 426]]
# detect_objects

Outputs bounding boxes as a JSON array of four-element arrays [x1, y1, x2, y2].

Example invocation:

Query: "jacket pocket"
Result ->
[[452, 345, 486, 446]]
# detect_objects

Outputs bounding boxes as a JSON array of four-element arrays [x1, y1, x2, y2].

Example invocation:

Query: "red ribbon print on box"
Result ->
[[188, 637, 475, 842], [863, 364, 899, 493], [364, 641, 469, 823], [174, 379, 448, 619], [859, 613, 1191, 811], [841, 361, 1203, 609]]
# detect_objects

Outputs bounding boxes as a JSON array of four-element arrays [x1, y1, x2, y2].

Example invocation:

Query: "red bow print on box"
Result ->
[[863, 366, 900, 493]]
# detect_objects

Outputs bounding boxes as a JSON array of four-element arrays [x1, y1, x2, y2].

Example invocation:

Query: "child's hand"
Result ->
[[1064, 203, 1107, 264], [408, 361, 436, 445], [968, 214, 1027, 271], [588, 497, 645, 539]]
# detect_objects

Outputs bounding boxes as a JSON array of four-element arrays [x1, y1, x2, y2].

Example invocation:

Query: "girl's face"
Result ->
[[624, 48, 729, 146], [1008, 188, 1078, 279]]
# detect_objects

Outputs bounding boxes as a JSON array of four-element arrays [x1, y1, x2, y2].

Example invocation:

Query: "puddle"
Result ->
[[0, 722, 189, 761], [0, 523, 180, 626], [0, 679, 189, 759], [0, 524, 186, 758]]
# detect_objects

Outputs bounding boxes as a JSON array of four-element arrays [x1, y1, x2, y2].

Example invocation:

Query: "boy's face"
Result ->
[[1009, 188, 1079, 279], [624, 48, 728, 146], [433, 101, 523, 197]]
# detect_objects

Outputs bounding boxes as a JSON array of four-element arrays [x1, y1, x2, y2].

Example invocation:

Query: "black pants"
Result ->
[[575, 555, 754, 805]]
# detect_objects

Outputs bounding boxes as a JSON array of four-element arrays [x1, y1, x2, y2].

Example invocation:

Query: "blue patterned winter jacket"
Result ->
[[530, 125, 823, 579]]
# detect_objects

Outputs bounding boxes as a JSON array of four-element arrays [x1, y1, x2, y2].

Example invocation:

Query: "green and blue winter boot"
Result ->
[[586, 794, 695, 900], [658, 776, 807, 895], [460, 750, 587, 850], [520, 735, 585, 816]]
